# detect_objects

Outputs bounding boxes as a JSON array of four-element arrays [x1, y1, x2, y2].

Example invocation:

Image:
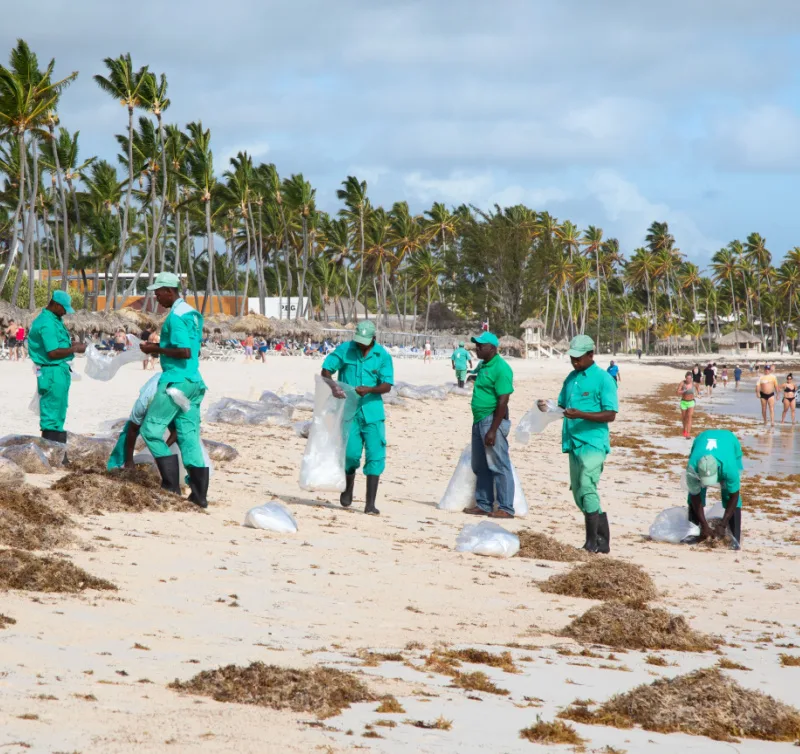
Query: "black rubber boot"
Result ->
[[364, 475, 380, 515], [582, 512, 600, 552], [41, 430, 68, 465], [597, 512, 611, 554], [186, 466, 209, 509], [457, 379, 464, 388], [155, 455, 181, 494], [340, 473, 355, 508]]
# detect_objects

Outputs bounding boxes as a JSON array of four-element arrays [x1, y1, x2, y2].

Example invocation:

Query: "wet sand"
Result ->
[[1, 356, 800, 753]]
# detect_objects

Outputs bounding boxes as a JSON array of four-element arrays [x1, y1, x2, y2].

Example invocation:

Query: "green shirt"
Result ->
[[322, 340, 394, 424], [470, 354, 514, 423], [27, 309, 73, 367], [558, 362, 618, 453], [158, 298, 205, 385], [452, 347, 470, 371], [687, 429, 743, 499]]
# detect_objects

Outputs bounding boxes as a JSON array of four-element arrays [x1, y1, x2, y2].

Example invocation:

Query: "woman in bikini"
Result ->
[[781, 373, 796, 425], [677, 371, 697, 439], [756, 364, 778, 426]]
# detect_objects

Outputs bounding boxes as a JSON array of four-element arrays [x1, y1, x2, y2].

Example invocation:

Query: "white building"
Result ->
[[246, 297, 308, 318]]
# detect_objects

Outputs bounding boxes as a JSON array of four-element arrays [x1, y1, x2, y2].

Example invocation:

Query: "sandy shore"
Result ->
[[2, 354, 800, 753]]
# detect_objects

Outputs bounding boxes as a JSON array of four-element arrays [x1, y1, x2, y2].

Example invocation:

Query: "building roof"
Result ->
[[520, 317, 546, 329], [717, 330, 762, 345]]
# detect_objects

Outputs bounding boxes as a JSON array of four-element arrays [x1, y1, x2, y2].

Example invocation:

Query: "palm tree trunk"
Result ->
[[296, 215, 309, 321], [0, 130, 27, 297], [424, 286, 432, 332], [105, 106, 135, 312], [201, 199, 215, 314], [48, 125, 72, 292], [25, 140, 40, 310], [240, 213, 252, 317], [353, 209, 366, 321]]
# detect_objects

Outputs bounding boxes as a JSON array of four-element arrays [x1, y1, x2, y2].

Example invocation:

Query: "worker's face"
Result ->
[[154, 287, 179, 308], [356, 338, 375, 355], [570, 351, 594, 371], [475, 343, 496, 361], [51, 303, 66, 318]]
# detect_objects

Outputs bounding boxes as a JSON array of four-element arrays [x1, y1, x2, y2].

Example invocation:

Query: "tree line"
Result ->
[[1, 39, 797, 351]]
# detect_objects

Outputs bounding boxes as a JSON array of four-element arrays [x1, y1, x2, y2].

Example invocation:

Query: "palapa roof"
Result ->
[[520, 317, 546, 329], [498, 335, 525, 351], [717, 330, 762, 346]]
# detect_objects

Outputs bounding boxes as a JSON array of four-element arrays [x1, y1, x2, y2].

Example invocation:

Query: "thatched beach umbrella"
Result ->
[[498, 335, 525, 357]]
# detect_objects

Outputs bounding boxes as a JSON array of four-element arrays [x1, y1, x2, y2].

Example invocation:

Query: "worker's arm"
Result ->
[[689, 492, 713, 540], [141, 343, 190, 359], [47, 342, 87, 359], [484, 393, 510, 447], [720, 491, 739, 530], [321, 368, 346, 398], [123, 422, 141, 469], [564, 374, 618, 422], [355, 383, 391, 396], [563, 409, 617, 423]]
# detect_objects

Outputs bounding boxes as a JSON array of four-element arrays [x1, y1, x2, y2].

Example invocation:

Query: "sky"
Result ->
[[4, 0, 800, 266]]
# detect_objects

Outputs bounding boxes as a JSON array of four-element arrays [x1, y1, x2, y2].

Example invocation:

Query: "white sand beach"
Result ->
[[2, 354, 800, 753]]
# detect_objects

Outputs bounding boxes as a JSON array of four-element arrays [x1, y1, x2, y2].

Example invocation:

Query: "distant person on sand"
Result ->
[[684, 429, 743, 548], [721, 366, 728, 388], [677, 371, 697, 439], [756, 364, 778, 426], [113, 328, 126, 354], [322, 320, 394, 516], [734, 365, 743, 390], [463, 331, 515, 519], [138, 272, 209, 509], [636, 348, 642, 360], [5, 319, 17, 361], [781, 373, 796, 425], [27, 291, 86, 444], [424, 341, 432, 363], [15, 323, 26, 359], [451, 341, 472, 388], [606, 360, 620, 385], [540, 334, 618, 553], [703, 362, 715, 397], [244, 334, 254, 362], [692, 363, 702, 389]]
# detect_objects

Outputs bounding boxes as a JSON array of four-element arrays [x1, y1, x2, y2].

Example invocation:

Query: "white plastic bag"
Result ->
[[455, 521, 520, 558], [84, 336, 142, 381], [244, 501, 298, 533], [436, 444, 528, 516], [166, 386, 191, 412], [649, 506, 700, 544], [28, 390, 40, 416], [515, 400, 564, 444], [298, 375, 359, 492]]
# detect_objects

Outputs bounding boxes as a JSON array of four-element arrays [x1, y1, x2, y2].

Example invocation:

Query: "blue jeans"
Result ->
[[471, 417, 514, 515]]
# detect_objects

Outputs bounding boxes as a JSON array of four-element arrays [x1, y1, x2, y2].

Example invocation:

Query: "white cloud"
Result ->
[[218, 140, 270, 169]]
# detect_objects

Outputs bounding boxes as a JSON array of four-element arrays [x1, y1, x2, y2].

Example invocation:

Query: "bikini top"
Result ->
[[682, 384, 695, 396], [785, 384, 796, 393]]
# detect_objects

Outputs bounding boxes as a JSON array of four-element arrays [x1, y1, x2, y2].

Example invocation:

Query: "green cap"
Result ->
[[354, 319, 376, 346], [458, 341, 465, 347], [471, 332, 499, 347], [568, 334, 595, 358], [696, 455, 719, 488], [52, 290, 74, 314], [147, 271, 181, 291]]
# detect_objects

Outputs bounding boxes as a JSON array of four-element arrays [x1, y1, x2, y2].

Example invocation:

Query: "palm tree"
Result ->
[[337, 175, 369, 320], [93, 53, 150, 310], [744, 231, 773, 348], [625, 248, 657, 351], [408, 248, 445, 332], [283, 173, 315, 319], [711, 246, 741, 326], [582, 224, 603, 347]]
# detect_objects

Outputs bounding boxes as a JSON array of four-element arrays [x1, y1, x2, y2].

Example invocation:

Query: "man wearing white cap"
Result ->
[[540, 334, 618, 552], [138, 272, 209, 508], [685, 428, 743, 547]]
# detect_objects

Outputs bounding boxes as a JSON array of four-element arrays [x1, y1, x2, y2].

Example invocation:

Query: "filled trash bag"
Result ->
[[293, 420, 312, 438], [0, 443, 52, 474], [436, 444, 528, 516], [298, 375, 359, 492], [0, 457, 25, 486], [515, 400, 564, 444], [206, 397, 294, 426], [244, 501, 298, 533], [383, 387, 406, 406], [84, 336, 143, 381], [202, 439, 239, 462], [649, 506, 700, 544], [66, 434, 116, 469], [447, 384, 472, 396], [455, 521, 520, 558], [396, 382, 448, 401], [0, 434, 65, 468], [282, 393, 315, 412]]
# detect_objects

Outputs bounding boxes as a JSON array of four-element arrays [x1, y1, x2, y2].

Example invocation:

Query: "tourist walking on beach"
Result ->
[[685, 429, 743, 548], [703, 362, 715, 397], [138, 272, 209, 508], [677, 371, 697, 439], [607, 360, 621, 385], [451, 341, 472, 388], [756, 364, 778, 426], [15, 323, 26, 360], [721, 366, 729, 388], [322, 320, 394, 515], [781, 373, 796, 425], [27, 291, 86, 443], [424, 341, 432, 364], [244, 334, 255, 362], [692, 364, 702, 390], [463, 331, 515, 519], [540, 335, 618, 553], [734, 365, 743, 390], [5, 319, 17, 361]]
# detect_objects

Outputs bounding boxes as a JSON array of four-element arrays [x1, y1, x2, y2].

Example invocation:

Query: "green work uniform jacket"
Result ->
[[558, 362, 618, 453], [158, 298, 205, 386]]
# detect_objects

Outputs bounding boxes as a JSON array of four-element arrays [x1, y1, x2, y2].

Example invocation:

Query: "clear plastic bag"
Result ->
[[447, 384, 472, 396], [515, 400, 564, 444], [0, 434, 65, 468], [0, 457, 25, 486], [649, 506, 700, 544], [206, 397, 294, 426], [282, 393, 315, 412], [455, 521, 520, 558], [511, 464, 528, 516], [0, 443, 52, 474], [383, 387, 406, 406], [298, 375, 359, 492], [202, 439, 239, 462], [166, 387, 191, 412], [83, 336, 142, 381], [244, 501, 298, 533], [293, 420, 312, 438], [397, 383, 448, 401]]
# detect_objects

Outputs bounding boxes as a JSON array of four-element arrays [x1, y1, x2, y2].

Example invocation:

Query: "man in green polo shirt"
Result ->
[[541, 334, 618, 553], [27, 291, 86, 443], [451, 341, 472, 388], [138, 272, 209, 508], [685, 429, 743, 548], [322, 320, 394, 515], [464, 331, 515, 518]]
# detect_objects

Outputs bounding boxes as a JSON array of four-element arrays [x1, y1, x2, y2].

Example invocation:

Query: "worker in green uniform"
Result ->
[[685, 428, 743, 548], [321, 320, 394, 515], [451, 342, 473, 388], [540, 334, 618, 553], [27, 291, 86, 443], [138, 272, 209, 508]]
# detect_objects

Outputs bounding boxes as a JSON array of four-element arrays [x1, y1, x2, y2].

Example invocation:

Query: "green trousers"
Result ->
[[686, 487, 743, 509], [141, 380, 206, 468], [455, 369, 467, 382], [107, 420, 177, 470], [568, 445, 608, 514], [38, 363, 71, 432], [345, 417, 386, 476]]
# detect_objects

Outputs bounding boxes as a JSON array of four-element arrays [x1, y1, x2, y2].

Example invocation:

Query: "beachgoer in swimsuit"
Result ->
[[5, 320, 17, 361], [244, 334, 254, 361], [703, 363, 715, 397], [15, 325, 26, 359], [781, 373, 796, 425], [721, 367, 728, 387], [677, 371, 697, 439], [113, 329, 127, 354], [692, 364, 702, 387], [734, 365, 742, 390], [424, 341, 432, 364], [756, 365, 778, 426]]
